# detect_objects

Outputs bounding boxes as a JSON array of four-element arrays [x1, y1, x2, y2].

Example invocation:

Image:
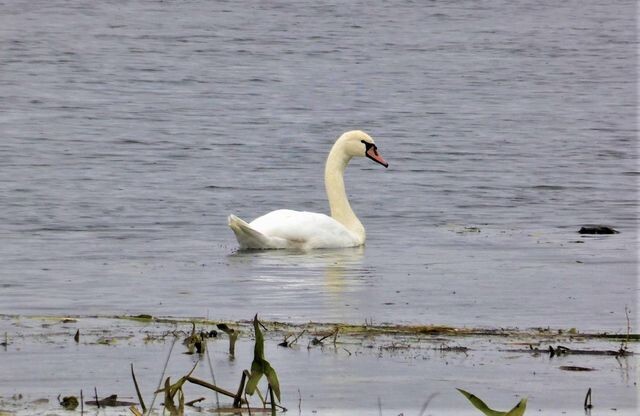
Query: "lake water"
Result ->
[[1, 0, 637, 334]]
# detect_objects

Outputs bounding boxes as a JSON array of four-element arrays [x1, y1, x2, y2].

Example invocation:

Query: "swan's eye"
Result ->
[[361, 139, 388, 167], [361, 140, 378, 155]]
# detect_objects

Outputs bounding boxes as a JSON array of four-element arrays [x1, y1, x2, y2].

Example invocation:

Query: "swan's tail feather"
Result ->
[[228, 214, 273, 249]]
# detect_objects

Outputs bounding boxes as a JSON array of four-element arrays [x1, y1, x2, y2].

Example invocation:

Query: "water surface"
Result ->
[[0, 0, 637, 333]]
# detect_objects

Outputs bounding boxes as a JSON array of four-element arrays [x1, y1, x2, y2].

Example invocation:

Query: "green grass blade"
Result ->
[[456, 388, 507, 416], [505, 399, 527, 416], [457, 388, 527, 416], [245, 361, 264, 396], [264, 363, 281, 402], [253, 314, 265, 360]]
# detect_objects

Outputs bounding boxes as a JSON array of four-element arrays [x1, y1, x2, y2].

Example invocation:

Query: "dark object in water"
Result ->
[[559, 365, 595, 371], [584, 387, 593, 411], [578, 225, 619, 234], [85, 394, 136, 407], [59, 395, 79, 410]]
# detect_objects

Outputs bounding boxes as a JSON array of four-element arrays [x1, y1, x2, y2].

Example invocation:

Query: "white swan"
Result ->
[[228, 130, 388, 250]]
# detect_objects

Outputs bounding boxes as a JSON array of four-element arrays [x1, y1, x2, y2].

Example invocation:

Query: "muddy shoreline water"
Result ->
[[0, 314, 637, 415]]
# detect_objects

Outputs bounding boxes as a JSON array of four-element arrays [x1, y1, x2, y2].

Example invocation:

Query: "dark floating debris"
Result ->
[[578, 225, 619, 234], [279, 328, 307, 348], [506, 344, 633, 358], [549, 345, 570, 357], [185, 397, 206, 407], [58, 395, 79, 410], [559, 365, 595, 372], [85, 394, 136, 407]]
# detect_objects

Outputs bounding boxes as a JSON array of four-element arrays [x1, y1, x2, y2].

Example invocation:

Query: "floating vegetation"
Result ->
[[57, 395, 78, 410], [95, 336, 117, 346], [131, 314, 154, 321], [504, 344, 634, 357]]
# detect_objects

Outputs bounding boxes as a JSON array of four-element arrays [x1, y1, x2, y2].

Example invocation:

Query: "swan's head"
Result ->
[[338, 130, 388, 168]]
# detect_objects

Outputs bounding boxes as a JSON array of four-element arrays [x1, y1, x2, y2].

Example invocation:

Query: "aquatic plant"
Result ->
[[217, 322, 239, 357], [183, 322, 205, 354], [57, 395, 78, 410], [457, 388, 527, 416], [246, 314, 281, 412], [154, 363, 197, 416], [127, 316, 284, 415]]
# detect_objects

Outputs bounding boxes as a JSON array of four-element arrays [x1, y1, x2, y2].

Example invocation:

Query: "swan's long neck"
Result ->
[[324, 141, 365, 244]]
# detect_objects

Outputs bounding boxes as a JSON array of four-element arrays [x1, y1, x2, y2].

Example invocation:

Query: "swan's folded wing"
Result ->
[[228, 214, 287, 249], [249, 210, 361, 249]]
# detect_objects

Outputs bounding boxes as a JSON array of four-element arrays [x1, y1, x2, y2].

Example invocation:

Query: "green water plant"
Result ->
[[130, 316, 286, 414], [457, 388, 527, 416], [245, 314, 281, 412], [155, 363, 197, 416]]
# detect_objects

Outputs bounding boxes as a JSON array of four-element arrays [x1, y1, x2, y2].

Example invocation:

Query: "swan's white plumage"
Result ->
[[229, 210, 361, 250], [228, 130, 387, 250]]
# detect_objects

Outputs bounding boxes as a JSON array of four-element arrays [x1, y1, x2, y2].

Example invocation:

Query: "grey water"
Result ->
[[0, 317, 637, 415], [0, 0, 637, 333]]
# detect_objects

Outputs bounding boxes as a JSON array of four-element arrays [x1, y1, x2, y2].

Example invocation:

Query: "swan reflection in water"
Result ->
[[228, 246, 366, 297]]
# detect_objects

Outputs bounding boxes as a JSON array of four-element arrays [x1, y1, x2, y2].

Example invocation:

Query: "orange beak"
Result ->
[[366, 145, 388, 168]]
